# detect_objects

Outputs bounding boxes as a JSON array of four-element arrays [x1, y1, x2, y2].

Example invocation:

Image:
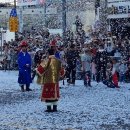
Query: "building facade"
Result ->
[[107, 0, 130, 38], [0, 0, 95, 32]]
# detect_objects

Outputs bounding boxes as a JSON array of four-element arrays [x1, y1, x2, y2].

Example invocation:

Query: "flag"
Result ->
[[9, 8, 19, 32], [10, 8, 17, 17]]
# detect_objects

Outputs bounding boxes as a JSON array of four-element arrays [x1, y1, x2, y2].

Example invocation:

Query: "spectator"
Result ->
[[81, 49, 92, 87], [65, 44, 79, 85], [119, 60, 128, 84], [95, 44, 108, 83]]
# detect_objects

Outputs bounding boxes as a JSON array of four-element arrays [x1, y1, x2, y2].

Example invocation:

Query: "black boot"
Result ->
[[45, 105, 52, 112], [26, 84, 32, 91], [21, 85, 24, 92], [88, 82, 92, 87], [53, 105, 57, 112], [67, 79, 71, 84]]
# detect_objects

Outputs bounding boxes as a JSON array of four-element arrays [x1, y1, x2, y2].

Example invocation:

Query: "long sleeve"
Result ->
[[18, 52, 31, 70], [36, 58, 51, 76], [36, 62, 46, 76]]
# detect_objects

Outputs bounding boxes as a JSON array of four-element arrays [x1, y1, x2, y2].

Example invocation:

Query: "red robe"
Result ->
[[37, 56, 65, 101]]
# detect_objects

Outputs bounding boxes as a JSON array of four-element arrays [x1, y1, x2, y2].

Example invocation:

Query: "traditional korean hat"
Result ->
[[20, 41, 28, 47], [49, 39, 57, 46]]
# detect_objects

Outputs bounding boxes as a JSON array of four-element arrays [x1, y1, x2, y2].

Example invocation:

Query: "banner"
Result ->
[[9, 8, 19, 32], [17, 0, 46, 6], [17, 0, 39, 6], [108, 0, 126, 2]]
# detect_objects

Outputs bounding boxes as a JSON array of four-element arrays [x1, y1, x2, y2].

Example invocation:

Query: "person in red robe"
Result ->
[[36, 49, 64, 112]]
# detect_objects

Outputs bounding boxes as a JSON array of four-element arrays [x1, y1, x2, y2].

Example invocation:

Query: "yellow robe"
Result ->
[[36, 55, 64, 101]]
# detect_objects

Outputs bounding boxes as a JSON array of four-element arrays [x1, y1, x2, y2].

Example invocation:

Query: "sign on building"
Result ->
[[108, 0, 127, 3], [9, 8, 19, 32], [17, 0, 45, 6]]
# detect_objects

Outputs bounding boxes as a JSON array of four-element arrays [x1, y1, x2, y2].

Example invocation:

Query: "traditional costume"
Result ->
[[18, 41, 32, 92], [36, 54, 64, 112]]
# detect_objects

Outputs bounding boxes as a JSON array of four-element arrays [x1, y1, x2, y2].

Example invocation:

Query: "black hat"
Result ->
[[70, 44, 75, 49], [48, 49, 54, 55]]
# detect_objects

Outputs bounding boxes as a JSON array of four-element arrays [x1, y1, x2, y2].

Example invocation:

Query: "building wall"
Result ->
[[107, 1, 130, 19], [66, 10, 95, 32], [0, 2, 95, 32]]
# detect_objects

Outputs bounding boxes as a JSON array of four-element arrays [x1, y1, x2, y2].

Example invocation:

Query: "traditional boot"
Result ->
[[21, 85, 24, 92], [26, 84, 32, 91], [88, 81, 92, 87], [53, 105, 57, 112], [45, 105, 52, 112], [67, 79, 71, 85]]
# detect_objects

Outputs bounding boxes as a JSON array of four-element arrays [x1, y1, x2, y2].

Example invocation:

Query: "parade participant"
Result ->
[[50, 39, 61, 59], [36, 49, 64, 112], [18, 41, 32, 92]]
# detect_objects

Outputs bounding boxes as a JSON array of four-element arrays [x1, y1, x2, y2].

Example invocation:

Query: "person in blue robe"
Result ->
[[18, 41, 32, 92]]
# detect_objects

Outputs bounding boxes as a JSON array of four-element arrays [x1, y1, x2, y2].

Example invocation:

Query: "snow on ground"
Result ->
[[0, 71, 130, 130]]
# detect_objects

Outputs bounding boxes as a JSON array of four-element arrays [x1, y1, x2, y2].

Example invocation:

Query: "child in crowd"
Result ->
[[103, 58, 119, 88]]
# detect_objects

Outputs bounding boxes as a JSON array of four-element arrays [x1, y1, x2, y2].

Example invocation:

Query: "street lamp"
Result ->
[[14, 0, 16, 9]]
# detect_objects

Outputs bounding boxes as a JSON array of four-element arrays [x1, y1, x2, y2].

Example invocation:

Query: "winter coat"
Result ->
[[66, 50, 79, 67], [34, 52, 42, 66], [18, 51, 32, 85], [95, 49, 108, 67], [36, 55, 65, 101], [81, 53, 92, 72]]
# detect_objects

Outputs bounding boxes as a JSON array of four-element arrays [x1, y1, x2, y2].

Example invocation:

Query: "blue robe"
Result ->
[[18, 51, 32, 85]]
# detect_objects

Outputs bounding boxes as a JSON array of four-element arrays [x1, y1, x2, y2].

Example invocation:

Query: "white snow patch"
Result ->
[[0, 71, 130, 130]]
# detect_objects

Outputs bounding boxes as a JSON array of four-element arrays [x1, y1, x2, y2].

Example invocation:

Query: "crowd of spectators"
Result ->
[[0, 15, 130, 87]]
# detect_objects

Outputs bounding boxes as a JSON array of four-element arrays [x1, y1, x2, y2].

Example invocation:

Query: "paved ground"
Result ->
[[0, 71, 130, 130]]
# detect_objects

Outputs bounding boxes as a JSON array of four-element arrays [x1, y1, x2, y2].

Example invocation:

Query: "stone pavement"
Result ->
[[0, 55, 3, 60]]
